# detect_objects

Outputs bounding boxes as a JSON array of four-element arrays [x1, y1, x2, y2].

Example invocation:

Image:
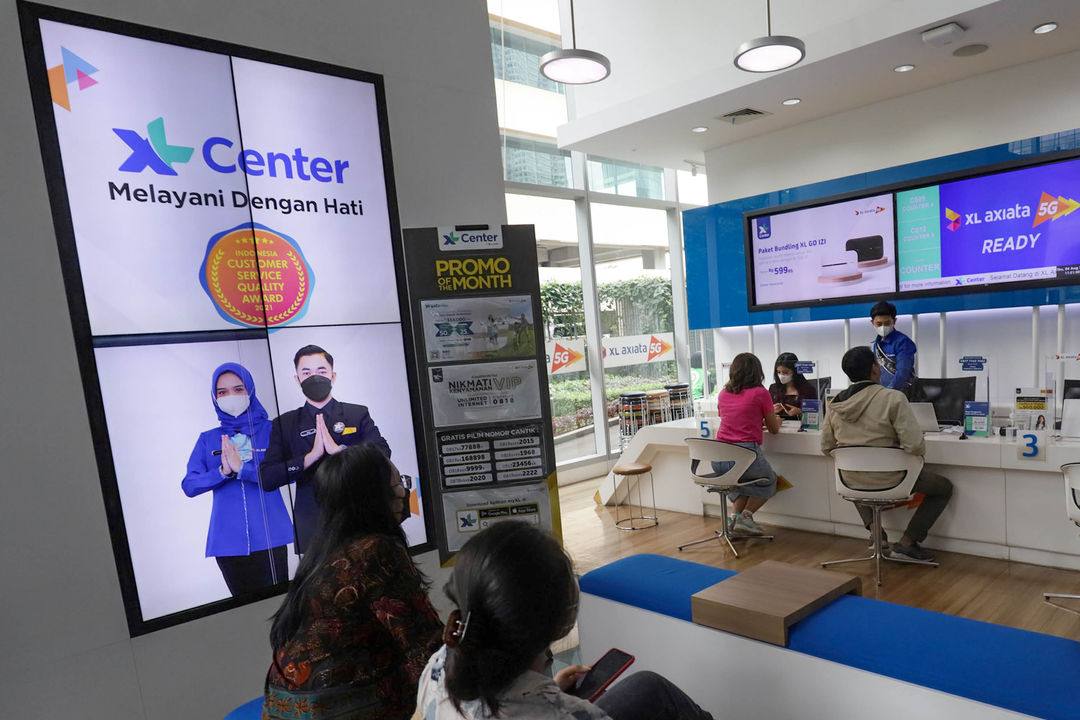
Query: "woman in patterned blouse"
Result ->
[[416, 521, 713, 720], [263, 443, 442, 720]]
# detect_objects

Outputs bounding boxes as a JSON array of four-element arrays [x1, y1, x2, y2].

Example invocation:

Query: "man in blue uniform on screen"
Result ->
[[869, 300, 918, 398], [260, 344, 392, 554]]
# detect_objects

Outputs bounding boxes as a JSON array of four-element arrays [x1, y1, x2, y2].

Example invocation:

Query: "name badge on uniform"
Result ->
[[342, 427, 358, 435], [299, 428, 316, 438], [333, 421, 345, 434]]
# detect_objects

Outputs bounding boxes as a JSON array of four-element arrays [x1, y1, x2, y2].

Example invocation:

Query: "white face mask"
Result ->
[[875, 324, 894, 338], [217, 394, 250, 417], [777, 373, 793, 384]]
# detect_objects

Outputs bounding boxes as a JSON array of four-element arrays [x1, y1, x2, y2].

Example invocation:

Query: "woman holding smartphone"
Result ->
[[415, 521, 713, 720], [768, 352, 818, 421]]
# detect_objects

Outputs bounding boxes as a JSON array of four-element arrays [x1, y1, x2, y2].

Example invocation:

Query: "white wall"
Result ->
[[705, 49, 1080, 203], [701, 48, 1080, 407], [0, 1, 500, 718]]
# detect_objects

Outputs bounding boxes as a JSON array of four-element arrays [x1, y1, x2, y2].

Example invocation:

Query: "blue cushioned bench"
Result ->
[[580, 554, 1080, 720]]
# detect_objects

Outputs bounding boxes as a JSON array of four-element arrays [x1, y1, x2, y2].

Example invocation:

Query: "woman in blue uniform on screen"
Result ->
[[182, 362, 293, 596]]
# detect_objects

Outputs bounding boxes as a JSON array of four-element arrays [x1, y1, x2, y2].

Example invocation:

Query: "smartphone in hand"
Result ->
[[569, 648, 634, 702]]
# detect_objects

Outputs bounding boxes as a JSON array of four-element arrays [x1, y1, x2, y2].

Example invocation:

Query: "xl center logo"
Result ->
[[113, 117, 194, 176]]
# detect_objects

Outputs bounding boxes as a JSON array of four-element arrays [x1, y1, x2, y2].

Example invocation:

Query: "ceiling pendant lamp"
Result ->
[[540, 0, 611, 84], [734, 0, 805, 73]]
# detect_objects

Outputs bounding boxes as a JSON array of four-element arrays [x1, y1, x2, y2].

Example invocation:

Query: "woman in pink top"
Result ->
[[714, 353, 781, 535]]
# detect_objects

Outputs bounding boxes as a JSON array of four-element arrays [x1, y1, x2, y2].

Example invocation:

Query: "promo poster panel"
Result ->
[[402, 225, 560, 562], [440, 484, 554, 553], [427, 360, 542, 428], [95, 338, 295, 621], [421, 295, 536, 362]]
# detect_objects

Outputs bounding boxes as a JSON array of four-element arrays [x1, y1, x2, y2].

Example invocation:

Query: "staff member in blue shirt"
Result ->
[[870, 300, 917, 394], [182, 362, 293, 596], [260, 345, 392, 554]]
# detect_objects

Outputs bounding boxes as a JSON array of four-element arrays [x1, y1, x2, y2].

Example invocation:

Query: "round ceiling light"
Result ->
[[690, 126, 709, 133], [781, 97, 801, 106], [1033, 22, 1058, 35], [893, 64, 916, 73], [734, 35, 806, 72], [540, 49, 611, 84]]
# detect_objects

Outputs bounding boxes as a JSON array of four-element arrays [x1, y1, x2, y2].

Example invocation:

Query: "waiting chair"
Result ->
[[821, 446, 938, 586], [1044, 462, 1080, 615], [679, 438, 774, 556]]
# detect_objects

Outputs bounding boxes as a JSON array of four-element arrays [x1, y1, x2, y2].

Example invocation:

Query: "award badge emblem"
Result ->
[[333, 421, 345, 434]]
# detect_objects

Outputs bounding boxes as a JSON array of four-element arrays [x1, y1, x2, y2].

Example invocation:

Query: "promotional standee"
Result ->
[[402, 224, 561, 562], [19, 3, 432, 635]]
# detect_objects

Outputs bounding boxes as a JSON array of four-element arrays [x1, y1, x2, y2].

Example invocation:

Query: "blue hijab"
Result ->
[[211, 362, 270, 435]]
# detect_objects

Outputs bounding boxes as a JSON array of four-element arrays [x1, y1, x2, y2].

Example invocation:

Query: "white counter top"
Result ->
[[599, 418, 1080, 570]]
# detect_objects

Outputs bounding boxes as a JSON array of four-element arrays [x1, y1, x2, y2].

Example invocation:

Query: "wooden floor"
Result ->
[[558, 476, 1080, 642]]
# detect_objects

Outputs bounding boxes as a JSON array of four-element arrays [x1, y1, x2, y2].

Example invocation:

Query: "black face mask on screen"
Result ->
[[300, 375, 332, 402]]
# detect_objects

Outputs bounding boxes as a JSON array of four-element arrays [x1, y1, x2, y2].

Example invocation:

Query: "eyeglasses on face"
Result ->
[[397, 474, 413, 492]]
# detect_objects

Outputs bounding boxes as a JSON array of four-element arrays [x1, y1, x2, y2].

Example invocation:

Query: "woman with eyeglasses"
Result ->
[[263, 443, 441, 720], [416, 521, 713, 720]]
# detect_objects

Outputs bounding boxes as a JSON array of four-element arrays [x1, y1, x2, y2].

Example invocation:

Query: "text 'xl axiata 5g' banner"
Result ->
[[402, 225, 560, 562], [21, 4, 430, 635]]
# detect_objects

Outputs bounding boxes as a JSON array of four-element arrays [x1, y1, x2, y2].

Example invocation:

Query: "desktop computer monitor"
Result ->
[[912, 376, 976, 426], [1063, 379, 1080, 403]]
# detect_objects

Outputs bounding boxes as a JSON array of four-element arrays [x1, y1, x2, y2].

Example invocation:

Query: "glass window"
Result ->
[[502, 135, 572, 187], [587, 155, 665, 200], [590, 202, 677, 449], [490, 25, 565, 94], [507, 194, 598, 464], [676, 169, 708, 206]]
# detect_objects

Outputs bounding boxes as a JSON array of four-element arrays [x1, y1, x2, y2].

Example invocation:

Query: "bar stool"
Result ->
[[611, 461, 658, 530], [617, 391, 648, 451], [645, 389, 672, 426], [665, 382, 693, 420]]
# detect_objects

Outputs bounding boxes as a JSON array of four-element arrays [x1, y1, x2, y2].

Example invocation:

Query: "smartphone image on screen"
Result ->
[[570, 648, 635, 702]]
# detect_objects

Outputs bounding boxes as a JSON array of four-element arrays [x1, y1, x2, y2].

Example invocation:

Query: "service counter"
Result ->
[[601, 418, 1080, 570]]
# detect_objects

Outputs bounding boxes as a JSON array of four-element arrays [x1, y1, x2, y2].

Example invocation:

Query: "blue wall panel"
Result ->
[[686, 132, 1080, 330]]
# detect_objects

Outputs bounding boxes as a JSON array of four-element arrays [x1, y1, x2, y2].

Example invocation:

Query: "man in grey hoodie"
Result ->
[[821, 346, 953, 561]]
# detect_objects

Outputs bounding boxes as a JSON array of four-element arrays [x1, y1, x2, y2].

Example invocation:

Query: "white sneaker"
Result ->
[[733, 510, 763, 536], [726, 514, 737, 533]]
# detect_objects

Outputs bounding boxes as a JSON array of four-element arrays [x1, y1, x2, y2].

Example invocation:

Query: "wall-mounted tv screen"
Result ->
[[20, 3, 429, 635], [897, 156, 1080, 293], [747, 193, 897, 309]]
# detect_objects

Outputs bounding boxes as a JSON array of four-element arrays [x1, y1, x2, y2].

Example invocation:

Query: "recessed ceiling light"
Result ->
[[1033, 22, 1058, 35], [893, 64, 916, 73], [691, 126, 709, 133], [781, 97, 801, 106], [953, 43, 988, 57]]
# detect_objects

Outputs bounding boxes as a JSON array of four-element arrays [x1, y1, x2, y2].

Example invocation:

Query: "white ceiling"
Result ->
[[557, 0, 1080, 170]]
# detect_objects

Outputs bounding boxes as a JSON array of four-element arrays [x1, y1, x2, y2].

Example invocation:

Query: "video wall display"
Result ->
[[21, 5, 428, 634], [745, 152, 1080, 310]]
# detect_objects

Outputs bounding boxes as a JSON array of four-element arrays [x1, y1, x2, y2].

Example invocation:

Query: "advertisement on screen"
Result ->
[[25, 9, 426, 634], [898, 157, 1080, 292], [40, 20, 400, 337], [750, 193, 896, 308]]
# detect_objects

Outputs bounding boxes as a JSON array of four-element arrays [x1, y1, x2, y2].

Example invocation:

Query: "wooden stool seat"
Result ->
[[613, 462, 652, 476]]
